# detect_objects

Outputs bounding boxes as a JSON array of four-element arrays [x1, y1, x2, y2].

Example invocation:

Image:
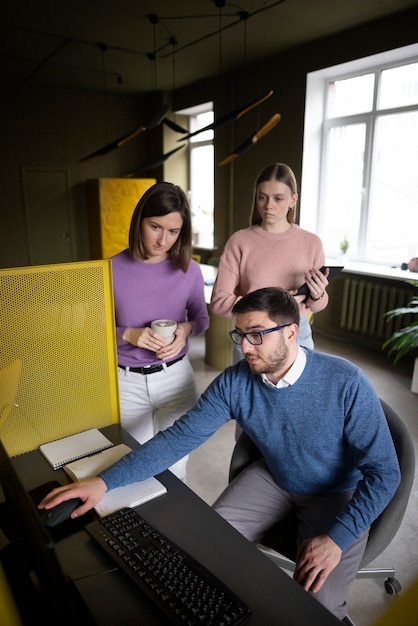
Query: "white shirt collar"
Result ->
[[262, 345, 307, 388]]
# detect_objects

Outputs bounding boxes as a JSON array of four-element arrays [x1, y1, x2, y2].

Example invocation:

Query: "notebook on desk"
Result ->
[[63, 443, 167, 517], [39, 428, 114, 469]]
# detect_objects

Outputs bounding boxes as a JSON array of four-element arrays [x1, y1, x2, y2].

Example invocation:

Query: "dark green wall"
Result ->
[[174, 5, 418, 254], [1, 6, 417, 267]]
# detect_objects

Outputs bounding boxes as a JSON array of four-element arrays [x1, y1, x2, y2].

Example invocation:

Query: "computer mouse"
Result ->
[[45, 498, 83, 527]]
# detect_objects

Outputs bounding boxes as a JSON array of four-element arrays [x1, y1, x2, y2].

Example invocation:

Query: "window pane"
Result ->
[[328, 74, 374, 117], [190, 144, 214, 248], [321, 124, 366, 256], [378, 62, 418, 109], [190, 111, 214, 143], [367, 111, 418, 264]]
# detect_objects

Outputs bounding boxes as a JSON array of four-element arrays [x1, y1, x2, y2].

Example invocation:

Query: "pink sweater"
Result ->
[[210, 224, 329, 318]]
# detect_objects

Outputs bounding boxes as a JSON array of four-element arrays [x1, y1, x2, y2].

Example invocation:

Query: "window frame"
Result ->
[[301, 43, 418, 265], [175, 102, 214, 250]]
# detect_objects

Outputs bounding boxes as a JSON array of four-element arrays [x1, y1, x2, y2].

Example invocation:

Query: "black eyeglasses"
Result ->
[[229, 323, 292, 345]]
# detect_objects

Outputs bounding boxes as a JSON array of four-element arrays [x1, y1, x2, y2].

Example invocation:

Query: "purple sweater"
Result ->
[[111, 250, 209, 367]]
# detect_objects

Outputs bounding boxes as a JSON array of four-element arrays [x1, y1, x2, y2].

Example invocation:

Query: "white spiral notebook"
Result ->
[[63, 443, 167, 517], [39, 428, 114, 470]]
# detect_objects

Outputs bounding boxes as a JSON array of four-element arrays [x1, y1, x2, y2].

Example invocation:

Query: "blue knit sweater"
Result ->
[[101, 350, 400, 551]]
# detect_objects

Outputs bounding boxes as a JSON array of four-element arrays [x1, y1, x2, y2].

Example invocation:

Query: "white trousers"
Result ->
[[117, 355, 197, 481]]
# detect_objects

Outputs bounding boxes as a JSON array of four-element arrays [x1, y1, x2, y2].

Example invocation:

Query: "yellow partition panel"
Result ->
[[0, 260, 119, 456], [87, 177, 156, 259], [0, 562, 22, 626]]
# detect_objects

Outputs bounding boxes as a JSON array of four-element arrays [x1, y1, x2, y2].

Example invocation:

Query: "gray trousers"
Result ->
[[213, 459, 369, 620]]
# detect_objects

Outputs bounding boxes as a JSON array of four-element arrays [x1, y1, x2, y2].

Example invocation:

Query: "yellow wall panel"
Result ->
[[87, 177, 155, 259]]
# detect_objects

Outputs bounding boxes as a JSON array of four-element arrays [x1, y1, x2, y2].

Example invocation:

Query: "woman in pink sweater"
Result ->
[[211, 163, 329, 361]]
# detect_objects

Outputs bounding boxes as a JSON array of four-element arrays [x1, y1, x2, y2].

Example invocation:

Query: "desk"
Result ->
[[11, 425, 341, 625]]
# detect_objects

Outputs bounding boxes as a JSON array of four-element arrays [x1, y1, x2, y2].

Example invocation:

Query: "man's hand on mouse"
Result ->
[[38, 477, 107, 518]]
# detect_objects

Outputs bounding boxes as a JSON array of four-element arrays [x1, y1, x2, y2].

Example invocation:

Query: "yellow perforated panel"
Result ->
[[0, 260, 120, 456]]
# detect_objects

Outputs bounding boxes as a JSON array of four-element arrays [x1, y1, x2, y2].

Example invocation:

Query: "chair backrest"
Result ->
[[361, 399, 415, 566], [229, 399, 415, 566]]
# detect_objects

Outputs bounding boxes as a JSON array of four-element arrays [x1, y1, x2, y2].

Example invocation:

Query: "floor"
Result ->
[[185, 331, 418, 626]]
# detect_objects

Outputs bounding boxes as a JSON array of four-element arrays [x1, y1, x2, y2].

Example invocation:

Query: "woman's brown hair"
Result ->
[[128, 182, 192, 271]]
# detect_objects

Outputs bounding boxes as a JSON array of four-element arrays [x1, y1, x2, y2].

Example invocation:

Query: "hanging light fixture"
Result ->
[[78, 17, 168, 163], [78, 105, 168, 162], [125, 23, 187, 174], [177, 1, 274, 143], [219, 113, 281, 166], [163, 36, 188, 135], [218, 4, 281, 165]]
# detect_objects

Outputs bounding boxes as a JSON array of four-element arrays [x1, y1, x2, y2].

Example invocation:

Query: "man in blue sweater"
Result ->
[[40, 287, 400, 620]]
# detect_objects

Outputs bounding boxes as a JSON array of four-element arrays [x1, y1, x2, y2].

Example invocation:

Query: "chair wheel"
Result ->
[[384, 577, 401, 594]]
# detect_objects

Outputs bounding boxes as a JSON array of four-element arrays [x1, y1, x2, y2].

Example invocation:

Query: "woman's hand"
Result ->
[[123, 322, 192, 360], [288, 267, 329, 303], [123, 327, 168, 352], [156, 322, 192, 360], [38, 477, 107, 518], [407, 257, 418, 272], [304, 267, 329, 301]]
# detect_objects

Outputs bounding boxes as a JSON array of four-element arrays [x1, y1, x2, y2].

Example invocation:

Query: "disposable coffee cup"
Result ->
[[151, 319, 177, 345]]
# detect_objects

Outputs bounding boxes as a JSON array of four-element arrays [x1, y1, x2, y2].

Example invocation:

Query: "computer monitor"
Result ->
[[0, 440, 95, 625]]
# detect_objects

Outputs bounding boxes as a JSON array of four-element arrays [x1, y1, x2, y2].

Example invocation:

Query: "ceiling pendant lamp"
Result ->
[[178, 89, 274, 142], [163, 36, 188, 135], [219, 113, 281, 165], [178, 2, 275, 143], [78, 105, 169, 162], [218, 7, 281, 165], [124, 22, 187, 174]]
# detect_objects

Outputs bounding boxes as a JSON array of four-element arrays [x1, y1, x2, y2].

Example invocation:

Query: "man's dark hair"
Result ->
[[232, 287, 300, 326]]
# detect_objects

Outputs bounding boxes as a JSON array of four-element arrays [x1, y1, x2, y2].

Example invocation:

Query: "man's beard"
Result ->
[[245, 341, 288, 376]]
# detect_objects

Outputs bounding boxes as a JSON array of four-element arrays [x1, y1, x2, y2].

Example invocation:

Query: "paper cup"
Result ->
[[151, 319, 177, 345]]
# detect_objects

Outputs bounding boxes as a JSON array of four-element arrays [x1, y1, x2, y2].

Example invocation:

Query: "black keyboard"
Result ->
[[86, 507, 252, 625]]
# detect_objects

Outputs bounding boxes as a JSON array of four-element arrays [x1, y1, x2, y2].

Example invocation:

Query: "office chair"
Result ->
[[228, 399, 415, 612]]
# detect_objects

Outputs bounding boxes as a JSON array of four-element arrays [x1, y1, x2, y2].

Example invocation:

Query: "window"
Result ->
[[301, 44, 418, 266], [175, 102, 214, 249]]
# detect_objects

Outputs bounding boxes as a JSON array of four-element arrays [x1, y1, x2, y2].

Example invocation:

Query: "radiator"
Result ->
[[340, 278, 413, 339]]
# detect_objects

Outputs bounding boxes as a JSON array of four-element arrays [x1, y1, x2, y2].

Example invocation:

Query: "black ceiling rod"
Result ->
[[162, 36, 188, 135], [147, 14, 159, 92], [214, 0, 225, 75]]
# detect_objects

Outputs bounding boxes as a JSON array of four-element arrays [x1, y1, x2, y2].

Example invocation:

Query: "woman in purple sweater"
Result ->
[[111, 182, 209, 481]]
